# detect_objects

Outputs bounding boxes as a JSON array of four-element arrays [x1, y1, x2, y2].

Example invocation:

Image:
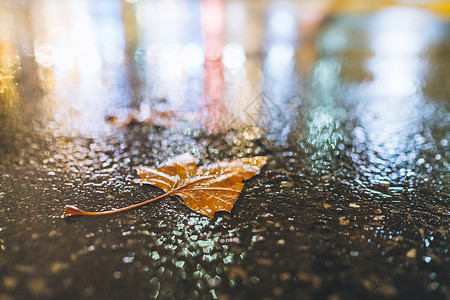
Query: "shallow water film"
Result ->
[[0, 1, 449, 299]]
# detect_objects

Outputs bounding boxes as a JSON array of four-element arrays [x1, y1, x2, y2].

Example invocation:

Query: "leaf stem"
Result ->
[[63, 192, 172, 218], [63, 175, 216, 218]]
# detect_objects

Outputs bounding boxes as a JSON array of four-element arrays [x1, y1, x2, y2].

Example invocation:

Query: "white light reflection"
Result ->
[[264, 43, 295, 79], [264, 3, 297, 80], [34, 43, 54, 69], [367, 56, 425, 98], [52, 43, 76, 71], [76, 45, 102, 74], [359, 7, 440, 169], [159, 44, 183, 82], [261, 3, 298, 143], [145, 44, 163, 66], [367, 7, 438, 98], [69, 0, 103, 75], [182, 43, 204, 74], [95, 3, 125, 65], [144, 43, 187, 107], [31, 0, 126, 137], [222, 43, 246, 69], [225, 1, 246, 39], [220, 2, 258, 132], [369, 7, 437, 56], [136, 0, 188, 45], [267, 7, 296, 43], [137, 0, 201, 108]]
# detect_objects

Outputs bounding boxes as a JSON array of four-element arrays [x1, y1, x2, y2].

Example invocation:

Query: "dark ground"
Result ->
[[0, 2, 449, 300]]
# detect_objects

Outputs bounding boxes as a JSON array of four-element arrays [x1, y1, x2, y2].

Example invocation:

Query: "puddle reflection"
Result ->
[[356, 8, 444, 181], [0, 0, 448, 152], [296, 6, 449, 180], [0, 0, 308, 138]]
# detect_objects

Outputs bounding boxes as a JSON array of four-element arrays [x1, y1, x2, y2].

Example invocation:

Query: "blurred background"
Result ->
[[1, 0, 448, 137]]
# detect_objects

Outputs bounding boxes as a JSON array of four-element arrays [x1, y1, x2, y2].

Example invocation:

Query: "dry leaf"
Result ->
[[64, 154, 267, 218], [106, 110, 199, 128], [106, 111, 174, 127], [134, 153, 267, 217]]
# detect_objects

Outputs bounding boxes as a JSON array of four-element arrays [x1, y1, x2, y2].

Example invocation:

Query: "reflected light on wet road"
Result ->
[[361, 7, 442, 168], [0, 1, 447, 147], [222, 43, 246, 69], [183, 43, 204, 74]]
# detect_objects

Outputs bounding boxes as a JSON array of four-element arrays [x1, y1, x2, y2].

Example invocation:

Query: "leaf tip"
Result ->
[[63, 205, 86, 218]]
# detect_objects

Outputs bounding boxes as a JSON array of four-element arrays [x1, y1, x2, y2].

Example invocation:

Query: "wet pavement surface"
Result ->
[[0, 1, 449, 299]]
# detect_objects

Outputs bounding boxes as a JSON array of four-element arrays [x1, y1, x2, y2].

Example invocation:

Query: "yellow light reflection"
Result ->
[[0, 2, 20, 111]]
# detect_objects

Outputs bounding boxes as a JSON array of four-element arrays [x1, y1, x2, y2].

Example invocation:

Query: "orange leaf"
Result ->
[[63, 154, 267, 218], [135, 153, 267, 218]]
